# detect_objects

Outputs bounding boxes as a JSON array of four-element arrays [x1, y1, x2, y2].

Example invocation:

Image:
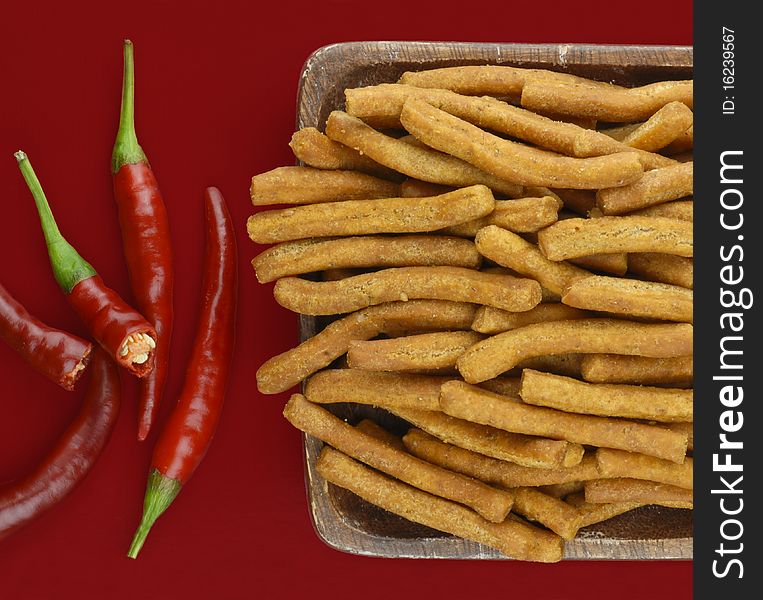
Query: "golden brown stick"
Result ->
[[400, 98, 644, 189], [519, 369, 693, 423], [515, 354, 584, 379], [325, 111, 524, 197], [561, 275, 693, 323], [664, 125, 694, 154], [400, 178, 454, 197], [305, 369, 448, 410], [663, 422, 694, 452], [250, 166, 401, 206], [252, 235, 482, 283], [289, 128, 401, 180], [398, 65, 624, 96], [628, 253, 693, 290], [630, 200, 693, 221], [618, 102, 694, 152], [403, 429, 599, 489], [247, 185, 495, 244], [443, 197, 559, 236], [475, 225, 590, 297], [521, 79, 693, 122], [355, 419, 407, 451], [256, 300, 476, 394], [539, 481, 586, 499], [511, 488, 582, 540], [284, 394, 513, 522], [274, 266, 541, 315], [537, 216, 693, 260], [391, 407, 583, 469], [580, 355, 693, 387], [347, 331, 484, 372], [472, 303, 591, 335], [597, 162, 693, 215], [568, 253, 628, 276], [440, 381, 689, 463], [599, 123, 642, 142], [345, 84, 672, 169], [566, 492, 643, 527], [457, 319, 693, 383], [584, 478, 693, 508], [477, 377, 522, 398], [596, 448, 693, 490], [316, 447, 563, 561]]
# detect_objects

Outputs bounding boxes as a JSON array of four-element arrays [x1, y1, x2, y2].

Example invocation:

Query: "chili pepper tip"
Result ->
[[127, 469, 181, 559]]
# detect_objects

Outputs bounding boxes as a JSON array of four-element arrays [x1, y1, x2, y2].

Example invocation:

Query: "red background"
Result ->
[[0, 1, 692, 598]]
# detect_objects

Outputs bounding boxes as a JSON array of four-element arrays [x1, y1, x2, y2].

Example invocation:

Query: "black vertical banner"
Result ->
[[694, 1, 760, 597]]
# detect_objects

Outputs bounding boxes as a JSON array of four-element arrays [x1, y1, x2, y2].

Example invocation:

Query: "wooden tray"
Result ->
[[295, 41, 693, 560]]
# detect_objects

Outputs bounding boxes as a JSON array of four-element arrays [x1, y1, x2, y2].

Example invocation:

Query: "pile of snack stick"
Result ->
[[248, 64, 693, 562]]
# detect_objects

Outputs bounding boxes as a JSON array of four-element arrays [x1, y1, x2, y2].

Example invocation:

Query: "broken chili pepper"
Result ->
[[0, 349, 120, 541], [1, 282, 92, 390], [15, 150, 157, 377], [128, 187, 237, 558], [112, 40, 174, 440]]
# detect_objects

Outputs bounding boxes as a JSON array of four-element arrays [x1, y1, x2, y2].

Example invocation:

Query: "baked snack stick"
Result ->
[[256, 300, 476, 394], [584, 478, 693, 509], [597, 162, 693, 215], [344, 84, 672, 169], [617, 102, 694, 152], [519, 369, 693, 423], [628, 253, 693, 290], [247, 184, 495, 244], [472, 303, 591, 335], [537, 216, 693, 260], [273, 266, 542, 315], [443, 197, 560, 236], [456, 319, 693, 383], [539, 481, 586, 499], [440, 381, 689, 463], [663, 422, 694, 452], [520, 79, 693, 122], [403, 429, 600, 488], [306, 369, 449, 411], [398, 64, 626, 96], [475, 225, 590, 297], [355, 419, 407, 451], [347, 331, 484, 372], [664, 125, 693, 154], [289, 127, 401, 180], [596, 448, 693, 490], [252, 235, 482, 283], [511, 487, 582, 540], [316, 447, 564, 562], [284, 394, 513, 522], [566, 492, 643, 528], [389, 406, 583, 469], [399, 98, 644, 189], [630, 200, 693, 221], [580, 354, 693, 387], [325, 111, 523, 197], [561, 275, 693, 323], [250, 166, 400, 205]]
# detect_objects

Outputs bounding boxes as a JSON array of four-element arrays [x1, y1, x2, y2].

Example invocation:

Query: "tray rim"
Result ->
[[294, 40, 693, 561]]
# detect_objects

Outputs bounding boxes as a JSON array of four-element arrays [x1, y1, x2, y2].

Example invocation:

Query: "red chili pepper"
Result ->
[[15, 150, 157, 377], [112, 40, 174, 440], [128, 187, 237, 559], [1, 282, 92, 390], [0, 349, 120, 541]]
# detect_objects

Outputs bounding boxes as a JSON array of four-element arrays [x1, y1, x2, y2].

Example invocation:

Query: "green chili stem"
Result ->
[[112, 39, 147, 173], [15, 151, 97, 294], [127, 469, 182, 559]]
